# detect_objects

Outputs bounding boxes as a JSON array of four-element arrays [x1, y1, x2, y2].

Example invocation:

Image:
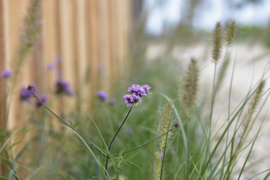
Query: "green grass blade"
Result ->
[[0, 126, 24, 153]]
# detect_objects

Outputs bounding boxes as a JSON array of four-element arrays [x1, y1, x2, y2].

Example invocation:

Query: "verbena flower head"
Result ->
[[109, 98, 116, 105], [55, 56, 62, 64], [20, 83, 37, 103], [54, 79, 75, 96], [47, 63, 55, 70], [155, 152, 164, 159], [123, 94, 141, 107], [142, 85, 152, 95], [124, 84, 151, 107], [96, 91, 109, 101], [36, 94, 49, 108], [1, 69, 13, 78], [174, 123, 179, 128]]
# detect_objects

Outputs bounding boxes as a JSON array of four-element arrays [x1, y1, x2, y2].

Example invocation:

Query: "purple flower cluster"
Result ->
[[1, 69, 13, 78], [36, 94, 49, 108], [54, 79, 75, 96], [20, 83, 37, 103], [96, 91, 109, 101], [124, 84, 151, 107], [47, 63, 55, 71]]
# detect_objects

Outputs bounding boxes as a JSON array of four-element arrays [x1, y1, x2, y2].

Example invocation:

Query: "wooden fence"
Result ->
[[0, 0, 131, 133]]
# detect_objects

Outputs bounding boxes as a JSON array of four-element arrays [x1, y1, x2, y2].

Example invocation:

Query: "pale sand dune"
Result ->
[[147, 43, 270, 179]]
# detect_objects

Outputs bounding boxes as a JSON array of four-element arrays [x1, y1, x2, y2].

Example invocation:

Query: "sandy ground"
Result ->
[[146, 43, 270, 180]]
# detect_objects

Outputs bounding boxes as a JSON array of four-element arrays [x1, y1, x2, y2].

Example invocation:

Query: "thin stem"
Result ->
[[115, 127, 177, 157], [30, 90, 108, 157], [105, 107, 133, 175]]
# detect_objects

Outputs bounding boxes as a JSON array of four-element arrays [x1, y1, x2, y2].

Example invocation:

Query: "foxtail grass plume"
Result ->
[[212, 21, 222, 63], [226, 20, 236, 46], [216, 55, 230, 92], [182, 58, 199, 117], [242, 80, 265, 137], [14, 0, 41, 75], [154, 100, 174, 180]]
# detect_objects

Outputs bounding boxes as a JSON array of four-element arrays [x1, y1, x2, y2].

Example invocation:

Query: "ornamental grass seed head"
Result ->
[[1, 69, 13, 78]]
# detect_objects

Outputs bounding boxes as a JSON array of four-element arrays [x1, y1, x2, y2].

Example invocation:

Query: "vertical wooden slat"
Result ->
[[59, 0, 76, 112], [87, 0, 100, 109], [98, 0, 110, 91], [76, 0, 88, 111], [0, 0, 6, 129]]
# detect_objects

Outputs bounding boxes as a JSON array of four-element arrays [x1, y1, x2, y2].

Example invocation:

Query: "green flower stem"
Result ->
[[30, 90, 107, 157], [114, 127, 177, 157], [105, 106, 133, 175]]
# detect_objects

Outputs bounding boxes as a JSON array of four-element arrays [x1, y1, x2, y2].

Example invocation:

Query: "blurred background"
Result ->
[[1, 0, 270, 179]]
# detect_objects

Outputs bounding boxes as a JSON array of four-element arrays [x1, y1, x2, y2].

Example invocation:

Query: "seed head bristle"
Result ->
[[242, 80, 265, 137], [14, 0, 41, 75], [216, 55, 230, 92], [226, 20, 236, 46], [212, 21, 222, 63], [158, 101, 173, 152], [182, 58, 199, 117]]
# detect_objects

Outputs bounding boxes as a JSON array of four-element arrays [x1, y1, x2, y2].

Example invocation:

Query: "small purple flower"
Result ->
[[47, 63, 55, 70], [55, 56, 62, 64], [126, 127, 133, 134], [96, 91, 109, 101], [36, 94, 49, 108], [123, 94, 141, 107], [20, 83, 37, 103], [124, 84, 151, 107], [174, 123, 179, 128], [142, 85, 152, 95], [54, 79, 75, 96], [109, 98, 116, 105], [128, 84, 147, 97], [155, 152, 164, 159], [1, 69, 13, 78]]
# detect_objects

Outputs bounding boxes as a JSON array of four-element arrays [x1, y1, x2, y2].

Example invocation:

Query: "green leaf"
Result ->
[[73, 121, 82, 128], [8, 144, 29, 179], [0, 126, 24, 153], [68, 120, 73, 128]]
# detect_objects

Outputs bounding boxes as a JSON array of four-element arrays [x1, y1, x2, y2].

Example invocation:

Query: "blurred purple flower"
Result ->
[[54, 79, 75, 96], [174, 123, 179, 128], [109, 98, 116, 105], [142, 85, 152, 95], [96, 91, 109, 101], [20, 83, 37, 103], [36, 94, 49, 108], [128, 84, 146, 97], [126, 127, 133, 134], [47, 63, 55, 70], [1, 69, 13, 78], [55, 56, 62, 64], [155, 152, 164, 159], [123, 94, 141, 107]]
